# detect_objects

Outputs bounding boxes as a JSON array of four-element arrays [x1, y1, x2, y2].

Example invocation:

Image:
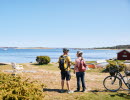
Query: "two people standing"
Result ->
[[58, 48, 87, 93]]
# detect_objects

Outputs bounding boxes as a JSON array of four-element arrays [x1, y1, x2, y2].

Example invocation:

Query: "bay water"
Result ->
[[0, 48, 120, 63]]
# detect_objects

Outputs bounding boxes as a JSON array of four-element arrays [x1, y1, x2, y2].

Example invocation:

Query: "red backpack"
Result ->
[[78, 58, 86, 72]]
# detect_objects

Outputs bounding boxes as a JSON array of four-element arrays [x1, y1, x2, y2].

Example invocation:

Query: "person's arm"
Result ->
[[74, 59, 78, 74]]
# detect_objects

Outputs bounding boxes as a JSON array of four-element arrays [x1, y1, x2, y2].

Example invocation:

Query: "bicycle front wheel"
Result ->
[[103, 76, 122, 92]]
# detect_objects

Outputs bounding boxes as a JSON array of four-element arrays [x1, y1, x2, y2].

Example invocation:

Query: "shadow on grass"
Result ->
[[90, 89, 130, 99], [43, 88, 62, 93], [31, 63, 44, 65], [110, 93, 130, 99], [90, 89, 129, 93], [31, 63, 52, 66], [88, 89, 108, 95], [90, 89, 108, 92]]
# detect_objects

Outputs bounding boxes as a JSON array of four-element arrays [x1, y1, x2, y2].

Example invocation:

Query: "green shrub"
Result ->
[[102, 60, 126, 72], [36, 56, 51, 65], [0, 73, 45, 100]]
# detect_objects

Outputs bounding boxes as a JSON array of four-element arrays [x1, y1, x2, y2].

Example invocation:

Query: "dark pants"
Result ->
[[76, 72, 86, 90]]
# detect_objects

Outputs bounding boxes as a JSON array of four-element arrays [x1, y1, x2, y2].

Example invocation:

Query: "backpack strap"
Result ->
[[61, 55, 67, 59], [79, 57, 83, 63], [80, 57, 86, 68]]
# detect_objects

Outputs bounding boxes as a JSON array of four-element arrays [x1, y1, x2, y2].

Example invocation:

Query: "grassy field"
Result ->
[[0, 63, 130, 100]]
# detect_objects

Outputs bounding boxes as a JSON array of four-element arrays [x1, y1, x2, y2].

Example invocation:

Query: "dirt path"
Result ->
[[16, 63, 110, 100]]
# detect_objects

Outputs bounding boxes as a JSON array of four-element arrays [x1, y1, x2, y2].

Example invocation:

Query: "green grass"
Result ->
[[31, 63, 59, 71], [0, 65, 12, 71], [31, 63, 106, 73], [106, 60, 125, 65], [86, 68, 104, 73], [75, 92, 130, 100], [86, 61, 97, 64]]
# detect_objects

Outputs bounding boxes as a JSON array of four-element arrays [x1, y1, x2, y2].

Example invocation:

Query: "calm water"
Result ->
[[0, 48, 120, 63]]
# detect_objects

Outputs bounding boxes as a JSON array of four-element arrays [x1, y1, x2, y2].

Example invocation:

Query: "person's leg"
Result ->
[[61, 71, 65, 92], [66, 71, 71, 90], [81, 72, 86, 91], [66, 71, 73, 93], [76, 72, 80, 91], [66, 80, 70, 90], [61, 80, 64, 90]]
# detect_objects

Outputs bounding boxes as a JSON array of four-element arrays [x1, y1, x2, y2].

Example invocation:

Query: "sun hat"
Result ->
[[77, 51, 83, 54]]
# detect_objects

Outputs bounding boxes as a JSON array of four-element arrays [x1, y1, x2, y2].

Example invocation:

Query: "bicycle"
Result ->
[[103, 59, 130, 92]]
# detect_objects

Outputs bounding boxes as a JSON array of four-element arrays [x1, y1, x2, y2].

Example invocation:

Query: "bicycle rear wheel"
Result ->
[[103, 76, 122, 92]]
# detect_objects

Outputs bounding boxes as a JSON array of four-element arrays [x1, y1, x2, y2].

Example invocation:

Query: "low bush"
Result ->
[[102, 60, 126, 72], [36, 56, 51, 65], [0, 73, 45, 100]]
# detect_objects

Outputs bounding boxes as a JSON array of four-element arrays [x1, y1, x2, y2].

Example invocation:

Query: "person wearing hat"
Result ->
[[74, 51, 87, 92], [58, 48, 73, 93]]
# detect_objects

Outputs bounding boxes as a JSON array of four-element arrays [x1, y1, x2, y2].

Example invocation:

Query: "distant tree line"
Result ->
[[94, 45, 130, 49]]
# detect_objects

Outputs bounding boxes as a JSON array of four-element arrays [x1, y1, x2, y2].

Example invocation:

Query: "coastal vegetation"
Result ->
[[36, 56, 51, 65], [0, 62, 129, 100], [102, 63, 126, 72], [0, 73, 45, 100], [94, 45, 130, 49]]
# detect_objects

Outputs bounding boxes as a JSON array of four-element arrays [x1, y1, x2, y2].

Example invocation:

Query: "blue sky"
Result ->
[[0, 0, 130, 48]]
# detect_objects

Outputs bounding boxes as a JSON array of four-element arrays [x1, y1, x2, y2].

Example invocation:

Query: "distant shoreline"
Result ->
[[93, 49, 130, 51], [93, 49, 122, 50], [0, 47, 129, 50], [15, 47, 54, 49], [15, 48, 127, 51]]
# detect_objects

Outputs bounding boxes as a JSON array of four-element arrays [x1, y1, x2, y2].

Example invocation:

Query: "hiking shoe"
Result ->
[[81, 89, 86, 92], [67, 90, 74, 94], [74, 90, 80, 92]]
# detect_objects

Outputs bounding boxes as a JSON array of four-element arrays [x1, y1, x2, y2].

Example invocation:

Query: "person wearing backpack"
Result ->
[[74, 51, 87, 92], [58, 48, 73, 93]]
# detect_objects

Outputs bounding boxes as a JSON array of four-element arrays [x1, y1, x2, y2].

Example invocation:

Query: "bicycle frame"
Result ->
[[115, 71, 129, 89], [113, 60, 130, 89]]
